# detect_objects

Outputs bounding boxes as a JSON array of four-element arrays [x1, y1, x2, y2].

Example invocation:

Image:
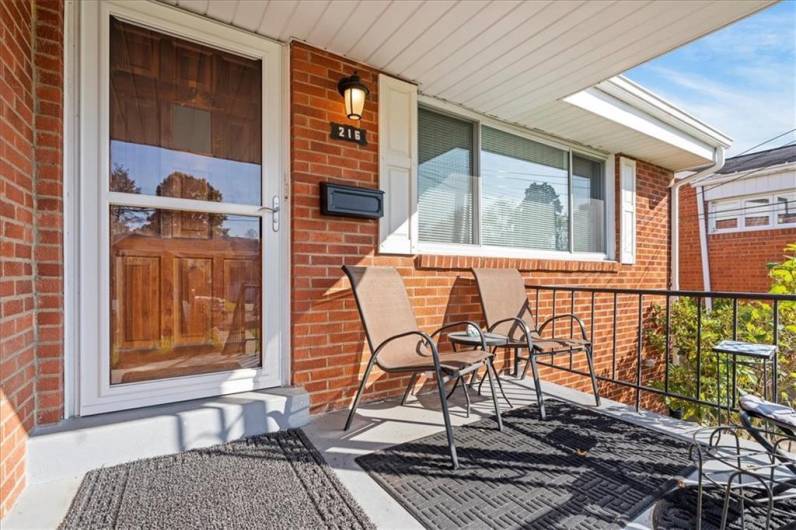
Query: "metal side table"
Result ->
[[712, 340, 777, 422], [447, 331, 513, 410]]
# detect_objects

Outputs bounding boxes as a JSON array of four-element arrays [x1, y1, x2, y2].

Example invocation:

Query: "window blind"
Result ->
[[417, 109, 474, 244], [480, 127, 569, 251], [572, 155, 605, 253]]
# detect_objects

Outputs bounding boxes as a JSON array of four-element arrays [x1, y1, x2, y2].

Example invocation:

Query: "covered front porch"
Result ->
[[6, 0, 794, 524], [6, 374, 793, 529]]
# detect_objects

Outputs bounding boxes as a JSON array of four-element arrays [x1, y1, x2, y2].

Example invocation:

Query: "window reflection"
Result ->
[[110, 207, 261, 384], [573, 155, 605, 253], [109, 17, 261, 205], [481, 127, 570, 251]]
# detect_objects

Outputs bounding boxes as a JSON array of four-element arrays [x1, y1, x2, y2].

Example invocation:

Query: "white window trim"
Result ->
[[413, 95, 615, 262], [72, 0, 288, 416], [708, 190, 796, 234]]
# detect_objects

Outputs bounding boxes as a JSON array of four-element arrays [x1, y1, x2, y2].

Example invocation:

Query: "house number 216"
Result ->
[[330, 122, 367, 146]]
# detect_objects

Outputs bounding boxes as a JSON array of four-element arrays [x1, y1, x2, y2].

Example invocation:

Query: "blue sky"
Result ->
[[626, 1, 796, 156]]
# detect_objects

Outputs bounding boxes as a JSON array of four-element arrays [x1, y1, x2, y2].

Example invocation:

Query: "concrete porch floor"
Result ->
[[302, 375, 705, 530], [3, 374, 786, 529]]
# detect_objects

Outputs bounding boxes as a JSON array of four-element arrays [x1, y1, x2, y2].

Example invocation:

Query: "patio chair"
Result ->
[[472, 268, 600, 419], [688, 395, 796, 530], [342, 265, 503, 469]]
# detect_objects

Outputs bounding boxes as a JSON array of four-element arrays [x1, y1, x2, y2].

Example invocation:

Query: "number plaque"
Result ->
[[330, 122, 367, 145]]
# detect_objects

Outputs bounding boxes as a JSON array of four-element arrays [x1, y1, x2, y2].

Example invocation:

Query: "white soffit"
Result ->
[[160, 0, 772, 169]]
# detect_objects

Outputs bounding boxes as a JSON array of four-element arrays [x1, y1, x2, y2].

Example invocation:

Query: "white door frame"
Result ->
[[72, 0, 289, 416]]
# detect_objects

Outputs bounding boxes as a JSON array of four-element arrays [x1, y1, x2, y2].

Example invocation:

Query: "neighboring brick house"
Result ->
[[2, 0, 770, 518], [679, 145, 796, 293]]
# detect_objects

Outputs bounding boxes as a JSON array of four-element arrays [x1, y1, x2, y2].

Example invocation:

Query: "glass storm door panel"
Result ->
[[109, 207, 262, 384], [108, 17, 263, 385], [79, 1, 283, 415]]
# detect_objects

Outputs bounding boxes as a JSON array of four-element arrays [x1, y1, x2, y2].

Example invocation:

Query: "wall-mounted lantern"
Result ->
[[337, 72, 369, 121]]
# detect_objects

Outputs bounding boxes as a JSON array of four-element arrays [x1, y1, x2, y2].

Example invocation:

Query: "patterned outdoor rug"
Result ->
[[357, 400, 696, 529], [60, 429, 373, 530], [652, 484, 796, 529]]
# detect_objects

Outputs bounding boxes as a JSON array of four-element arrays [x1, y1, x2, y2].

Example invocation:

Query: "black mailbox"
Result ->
[[320, 182, 384, 219]]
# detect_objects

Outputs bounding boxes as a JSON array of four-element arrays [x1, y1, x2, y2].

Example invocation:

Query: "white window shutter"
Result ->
[[620, 157, 637, 264], [378, 74, 417, 255]]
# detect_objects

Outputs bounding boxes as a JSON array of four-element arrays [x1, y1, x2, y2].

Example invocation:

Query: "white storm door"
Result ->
[[78, 1, 284, 415]]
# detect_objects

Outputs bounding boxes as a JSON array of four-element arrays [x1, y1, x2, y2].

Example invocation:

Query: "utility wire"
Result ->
[[697, 198, 793, 220], [729, 128, 796, 158], [697, 207, 793, 223], [701, 139, 796, 194]]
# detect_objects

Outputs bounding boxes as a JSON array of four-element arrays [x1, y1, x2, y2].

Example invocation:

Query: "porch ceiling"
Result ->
[[160, 0, 773, 170]]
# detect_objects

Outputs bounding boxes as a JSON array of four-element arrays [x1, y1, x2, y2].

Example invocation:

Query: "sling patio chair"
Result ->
[[472, 268, 600, 420], [342, 265, 503, 469]]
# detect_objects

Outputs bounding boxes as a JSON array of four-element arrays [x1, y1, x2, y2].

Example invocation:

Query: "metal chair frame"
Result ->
[[343, 266, 503, 469], [478, 311, 600, 420], [688, 412, 796, 530]]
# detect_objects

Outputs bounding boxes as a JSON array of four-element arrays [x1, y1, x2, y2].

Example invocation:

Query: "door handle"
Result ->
[[261, 195, 280, 232]]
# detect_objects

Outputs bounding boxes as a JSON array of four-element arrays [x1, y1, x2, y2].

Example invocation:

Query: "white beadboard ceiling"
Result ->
[[159, 0, 773, 169]]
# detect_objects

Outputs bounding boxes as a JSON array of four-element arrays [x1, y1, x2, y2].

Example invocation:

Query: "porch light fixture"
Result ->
[[337, 72, 369, 120]]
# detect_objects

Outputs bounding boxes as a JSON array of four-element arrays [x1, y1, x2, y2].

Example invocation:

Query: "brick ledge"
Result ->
[[417, 254, 621, 272]]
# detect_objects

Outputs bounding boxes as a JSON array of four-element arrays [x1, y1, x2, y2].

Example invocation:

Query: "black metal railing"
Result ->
[[524, 284, 796, 421]]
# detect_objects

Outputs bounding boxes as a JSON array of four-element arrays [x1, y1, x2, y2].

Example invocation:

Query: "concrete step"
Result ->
[[27, 386, 310, 484]]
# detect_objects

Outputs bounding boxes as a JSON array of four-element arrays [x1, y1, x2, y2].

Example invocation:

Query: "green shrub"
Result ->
[[647, 243, 796, 424]]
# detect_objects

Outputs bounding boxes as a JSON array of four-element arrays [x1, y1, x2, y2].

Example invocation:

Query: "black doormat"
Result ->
[[60, 429, 374, 530], [356, 400, 695, 529], [652, 484, 796, 529]]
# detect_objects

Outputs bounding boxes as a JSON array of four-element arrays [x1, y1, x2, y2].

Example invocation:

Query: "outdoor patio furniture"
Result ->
[[472, 268, 600, 419], [342, 265, 503, 469], [712, 340, 777, 408], [446, 330, 514, 414], [688, 395, 796, 530]]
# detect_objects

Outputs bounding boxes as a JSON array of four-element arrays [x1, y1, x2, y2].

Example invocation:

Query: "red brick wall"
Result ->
[[678, 185, 796, 293], [678, 185, 705, 290], [290, 41, 674, 415], [0, 0, 63, 517], [707, 229, 796, 292]]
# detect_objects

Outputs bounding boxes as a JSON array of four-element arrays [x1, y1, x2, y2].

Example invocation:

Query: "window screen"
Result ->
[[776, 194, 796, 225], [744, 198, 770, 227], [572, 155, 605, 252], [417, 109, 474, 244], [480, 127, 569, 251]]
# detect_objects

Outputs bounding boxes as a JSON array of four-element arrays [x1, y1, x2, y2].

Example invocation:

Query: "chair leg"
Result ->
[[344, 355, 377, 431], [520, 357, 530, 380], [696, 455, 704, 530], [529, 354, 546, 420], [461, 377, 471, 418], [485, 359, 503, 431], [433, 369, 459, 469], [513, 347, 520, 377], [585, 346, 601, 406], [401, 372, 418, 406], [491, 360, 513, 408], [446, 376, 461, 400]]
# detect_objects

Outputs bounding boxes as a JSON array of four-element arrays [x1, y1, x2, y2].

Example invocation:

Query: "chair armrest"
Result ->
[[488, 317, 533, 349], [373, 330, 456, 377], [431, 320, 486, 350], [538, 314, 588, 341], [373, 330, 436, 358]]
